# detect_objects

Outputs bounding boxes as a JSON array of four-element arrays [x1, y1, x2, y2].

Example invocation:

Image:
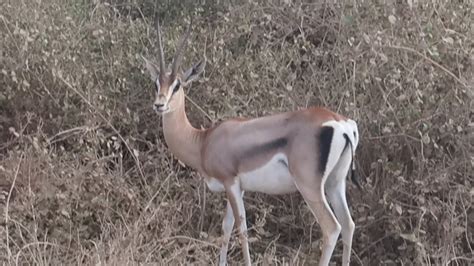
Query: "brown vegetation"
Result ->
[[1, 0, 472, 265]]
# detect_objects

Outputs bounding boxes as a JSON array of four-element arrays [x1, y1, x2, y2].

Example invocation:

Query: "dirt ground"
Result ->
[[0, 0, 472, 265]]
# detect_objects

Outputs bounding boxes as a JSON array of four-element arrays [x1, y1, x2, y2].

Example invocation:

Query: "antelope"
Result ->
[[143, 18, 361, 266]]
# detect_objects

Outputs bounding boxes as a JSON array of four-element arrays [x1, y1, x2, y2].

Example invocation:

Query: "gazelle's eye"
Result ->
[[172, 80, 181, 94]]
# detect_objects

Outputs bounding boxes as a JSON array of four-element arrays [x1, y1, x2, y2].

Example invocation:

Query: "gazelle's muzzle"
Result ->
[[153, 97, 170, 113]]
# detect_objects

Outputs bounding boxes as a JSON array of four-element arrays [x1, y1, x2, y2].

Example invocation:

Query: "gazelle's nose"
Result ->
[[154, 103, 164, 109]]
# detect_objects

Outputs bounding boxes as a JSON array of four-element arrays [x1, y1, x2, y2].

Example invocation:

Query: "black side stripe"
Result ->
[[343, 133, 362, 190], [319, 127, 334, 175], [242, 137, 288, 158]]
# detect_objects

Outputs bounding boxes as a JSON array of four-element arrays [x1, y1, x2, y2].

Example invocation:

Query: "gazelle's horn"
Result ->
[[170, 18, 192, 80], [154, 17, 166, 79]]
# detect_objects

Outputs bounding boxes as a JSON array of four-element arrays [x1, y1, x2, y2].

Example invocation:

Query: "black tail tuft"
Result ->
[[351, 168, 362, 190], [343, 133, 363, 191]]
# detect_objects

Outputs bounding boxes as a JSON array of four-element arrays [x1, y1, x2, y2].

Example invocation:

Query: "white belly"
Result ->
[[205, 176, 226, 192], [240, 153, 297, 194]]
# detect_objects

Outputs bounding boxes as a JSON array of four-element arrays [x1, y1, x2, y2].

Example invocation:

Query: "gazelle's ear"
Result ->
[[142, 56, 160, 81], [182, 59, 206, 85]]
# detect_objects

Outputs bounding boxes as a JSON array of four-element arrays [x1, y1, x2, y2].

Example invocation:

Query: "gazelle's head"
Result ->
[[143, 18, 205, 114]]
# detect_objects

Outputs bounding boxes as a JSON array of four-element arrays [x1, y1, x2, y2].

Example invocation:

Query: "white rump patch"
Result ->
[[321, 120, 359, 183], [239, 153, 297, 194]]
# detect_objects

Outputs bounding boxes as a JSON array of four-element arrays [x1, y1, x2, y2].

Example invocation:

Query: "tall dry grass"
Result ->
[[1, 0, 472, 265]]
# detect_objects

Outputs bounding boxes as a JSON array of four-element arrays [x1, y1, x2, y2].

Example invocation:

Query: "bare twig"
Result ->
[[46, 126, 100, 144], [5, 152, 23, 262], [158, 235, 220, 249], [185, 94, 214, 122]]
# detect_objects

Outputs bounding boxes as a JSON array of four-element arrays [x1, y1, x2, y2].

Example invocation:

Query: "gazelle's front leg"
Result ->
[[219, 201, 234, 266], [224, 181, 251, 266]]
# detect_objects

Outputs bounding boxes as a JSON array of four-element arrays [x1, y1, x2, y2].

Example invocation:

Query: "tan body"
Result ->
[[203, 108, 344, 179], [143, 18, 360, 266]]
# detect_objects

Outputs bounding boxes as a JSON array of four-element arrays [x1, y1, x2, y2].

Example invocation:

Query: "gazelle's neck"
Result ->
[[162, 91, 205, 172]]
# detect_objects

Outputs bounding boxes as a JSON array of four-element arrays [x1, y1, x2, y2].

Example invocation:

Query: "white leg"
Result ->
[[325, 148, 355, 266], [326, 180, 354, 266], [294, 178, 341, 266], [303, 188, 341, 266], [226, 182, 251, 266], [219, 201, 234, 266]]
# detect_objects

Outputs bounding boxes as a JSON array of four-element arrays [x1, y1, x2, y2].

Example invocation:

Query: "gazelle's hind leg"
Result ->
[[325, 148, 355, 266], [289, 124, 351, 265], [293, 172, 341, 266]]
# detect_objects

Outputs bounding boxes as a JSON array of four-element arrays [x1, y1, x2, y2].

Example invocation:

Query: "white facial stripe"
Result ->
[[155, 79, 161, 92], [170, 78, 178, 88], [167, 82, 174, 99], [170, 79, 179, 90], [155, 78, 178, 104], [165, 79, 179, 99]]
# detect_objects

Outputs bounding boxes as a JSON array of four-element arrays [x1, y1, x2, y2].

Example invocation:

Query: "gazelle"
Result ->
[[143, 18, 361, 266]]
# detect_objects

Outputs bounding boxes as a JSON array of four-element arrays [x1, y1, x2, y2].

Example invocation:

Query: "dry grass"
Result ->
[[1, 0, 473, 265]]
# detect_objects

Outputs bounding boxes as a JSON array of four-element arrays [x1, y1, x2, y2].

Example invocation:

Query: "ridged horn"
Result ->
[[154, 16, 166, 79], [170, 18, 192, 80]]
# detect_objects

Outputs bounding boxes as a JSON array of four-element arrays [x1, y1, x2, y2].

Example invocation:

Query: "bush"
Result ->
[[1, 0, 472, 265]]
